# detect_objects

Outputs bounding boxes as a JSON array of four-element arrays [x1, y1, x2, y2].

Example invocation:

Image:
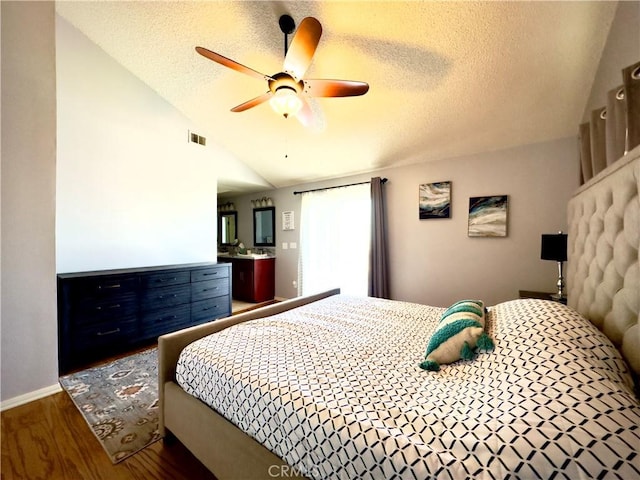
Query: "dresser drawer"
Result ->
[[191, 278, 229, 302], [140, 270, 190, 289], [191, 266, 229, 283], [73, 315, 138, 349], [140, 304, 190, 338], [68, 274, 138, 300], [191, 297, 229, 323], [73, 294, 138, 325], [140, 284, 190, 311]]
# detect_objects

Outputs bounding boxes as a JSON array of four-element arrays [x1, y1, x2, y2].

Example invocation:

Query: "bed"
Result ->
[[159, 147, 640, 479]]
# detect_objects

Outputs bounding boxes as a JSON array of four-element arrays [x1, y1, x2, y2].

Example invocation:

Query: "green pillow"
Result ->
[[419, 299, 494, 371]]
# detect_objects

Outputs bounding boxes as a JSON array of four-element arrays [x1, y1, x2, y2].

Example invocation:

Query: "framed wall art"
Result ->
[[468, 195, 508, 237], [282, 211, 295, 231], [419, 181, 451, 219]]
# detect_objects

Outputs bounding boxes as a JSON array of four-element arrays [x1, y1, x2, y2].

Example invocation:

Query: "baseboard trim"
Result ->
[[1, 383, 62, 411]]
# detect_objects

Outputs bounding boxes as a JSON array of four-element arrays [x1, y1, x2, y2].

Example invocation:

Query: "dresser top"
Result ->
[[57, 261, 226, 279]]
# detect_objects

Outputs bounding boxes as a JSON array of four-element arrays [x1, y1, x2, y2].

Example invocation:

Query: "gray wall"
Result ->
[[1, 2, 58, 402], [226, 137, 579, 307]]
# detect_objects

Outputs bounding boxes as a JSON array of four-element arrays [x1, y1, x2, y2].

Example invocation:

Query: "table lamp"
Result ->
[[541, 232, 568, 301]]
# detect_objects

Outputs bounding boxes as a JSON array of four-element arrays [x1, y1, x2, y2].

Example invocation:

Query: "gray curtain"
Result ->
[[578, 122, 593, 184], [623, 61, 640, 153], [369, 177, 389, 298], [605, 85, 627, 165], [577, 60, 640, 185], [589, 107, 607, 177]]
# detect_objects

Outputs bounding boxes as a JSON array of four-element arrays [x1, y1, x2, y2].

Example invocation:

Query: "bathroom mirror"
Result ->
[[253, 207, 275, 247], [218, 211, 237, 246]]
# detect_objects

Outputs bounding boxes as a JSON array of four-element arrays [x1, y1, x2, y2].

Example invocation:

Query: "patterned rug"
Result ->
[[59, 348, 160, 463]]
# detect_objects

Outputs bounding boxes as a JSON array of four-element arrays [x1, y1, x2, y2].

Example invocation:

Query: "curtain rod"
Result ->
[[293, 178, 387, 195]]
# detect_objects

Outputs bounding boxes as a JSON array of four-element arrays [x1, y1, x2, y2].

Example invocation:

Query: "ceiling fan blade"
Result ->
[[296, 97, 325, 131], [296, 96, 315, 127], [195, 46, 271, 82], [230, 92, 272, 112], [283, 17, 322, 80], [304, 79, 369, 97]]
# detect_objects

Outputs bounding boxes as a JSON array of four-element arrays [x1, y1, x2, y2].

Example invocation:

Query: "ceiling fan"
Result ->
[[195, 15, 369, 126]]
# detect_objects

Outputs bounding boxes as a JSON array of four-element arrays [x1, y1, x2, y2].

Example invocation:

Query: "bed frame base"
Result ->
[[164, 382, 304, 479], [159, 289, 340, 479]]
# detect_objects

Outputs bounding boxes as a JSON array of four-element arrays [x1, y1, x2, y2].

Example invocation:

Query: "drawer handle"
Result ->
[[96, 304, 121, 310], [98, 284, 121, 290], [202, 305, 218, 311], [158, 277, 177, 283], [156, 315, 177, 322], [202, 287, 219, 292], [158, 294, 177, 300], [96, 328, 120, 336], [203, 272, 219, 276]]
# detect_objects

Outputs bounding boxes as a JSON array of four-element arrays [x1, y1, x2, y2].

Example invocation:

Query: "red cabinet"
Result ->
[[231, 257, 275, 303]]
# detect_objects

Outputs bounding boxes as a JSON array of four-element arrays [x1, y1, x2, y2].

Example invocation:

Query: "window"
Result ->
[[299, 184, 370, 296]]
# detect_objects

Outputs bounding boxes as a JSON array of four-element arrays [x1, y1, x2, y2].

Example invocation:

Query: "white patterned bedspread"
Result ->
[[176, 295, 640, 479]]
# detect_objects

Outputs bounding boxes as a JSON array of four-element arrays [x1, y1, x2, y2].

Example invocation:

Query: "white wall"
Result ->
[[56, 16, 218, 273], [1, 2, 58, 402], [225, 136, 579, 307]]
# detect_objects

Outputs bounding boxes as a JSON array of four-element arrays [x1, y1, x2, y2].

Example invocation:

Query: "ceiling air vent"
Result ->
[[189, 131, 206, 146]]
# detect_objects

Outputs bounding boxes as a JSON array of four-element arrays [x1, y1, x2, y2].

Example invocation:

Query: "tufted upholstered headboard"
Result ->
[[567, 145, 639, 375]]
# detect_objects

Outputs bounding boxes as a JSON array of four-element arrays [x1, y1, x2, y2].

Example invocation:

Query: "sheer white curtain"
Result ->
[[299, 184, 371, 296]]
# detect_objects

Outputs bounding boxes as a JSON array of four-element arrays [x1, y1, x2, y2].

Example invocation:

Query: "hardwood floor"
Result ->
[[1, 300, 283, 479], [231, 298, 279, 314], [1, 390, 217, 480]]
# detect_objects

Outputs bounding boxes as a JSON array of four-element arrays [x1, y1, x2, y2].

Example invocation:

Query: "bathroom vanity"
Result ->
[[218, 254, 275, 303]]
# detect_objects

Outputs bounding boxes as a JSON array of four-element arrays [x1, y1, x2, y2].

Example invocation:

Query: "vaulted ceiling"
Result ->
[[56, 1, 617, 194]]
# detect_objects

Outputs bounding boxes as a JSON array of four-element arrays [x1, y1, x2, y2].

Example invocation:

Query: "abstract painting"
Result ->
[[419, 181, 451, 219], [468, 195, 508, 237]]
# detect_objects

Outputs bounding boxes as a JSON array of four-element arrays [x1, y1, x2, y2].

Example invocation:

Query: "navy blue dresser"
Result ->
[[57, 262, 231, 374]]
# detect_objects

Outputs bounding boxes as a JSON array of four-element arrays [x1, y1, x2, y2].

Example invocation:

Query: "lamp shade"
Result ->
[[541, 233, 567, 261]]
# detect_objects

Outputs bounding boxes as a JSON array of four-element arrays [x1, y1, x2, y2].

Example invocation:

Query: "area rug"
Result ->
[[59, 347, 160, 463]]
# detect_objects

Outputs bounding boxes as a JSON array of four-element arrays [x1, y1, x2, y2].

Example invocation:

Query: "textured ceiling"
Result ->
[[55, 1, 617, 195]]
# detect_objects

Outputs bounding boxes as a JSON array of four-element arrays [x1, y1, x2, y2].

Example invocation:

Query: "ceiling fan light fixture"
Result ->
[[270, 87, 303, 118], [196, 16, 367, 124]]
